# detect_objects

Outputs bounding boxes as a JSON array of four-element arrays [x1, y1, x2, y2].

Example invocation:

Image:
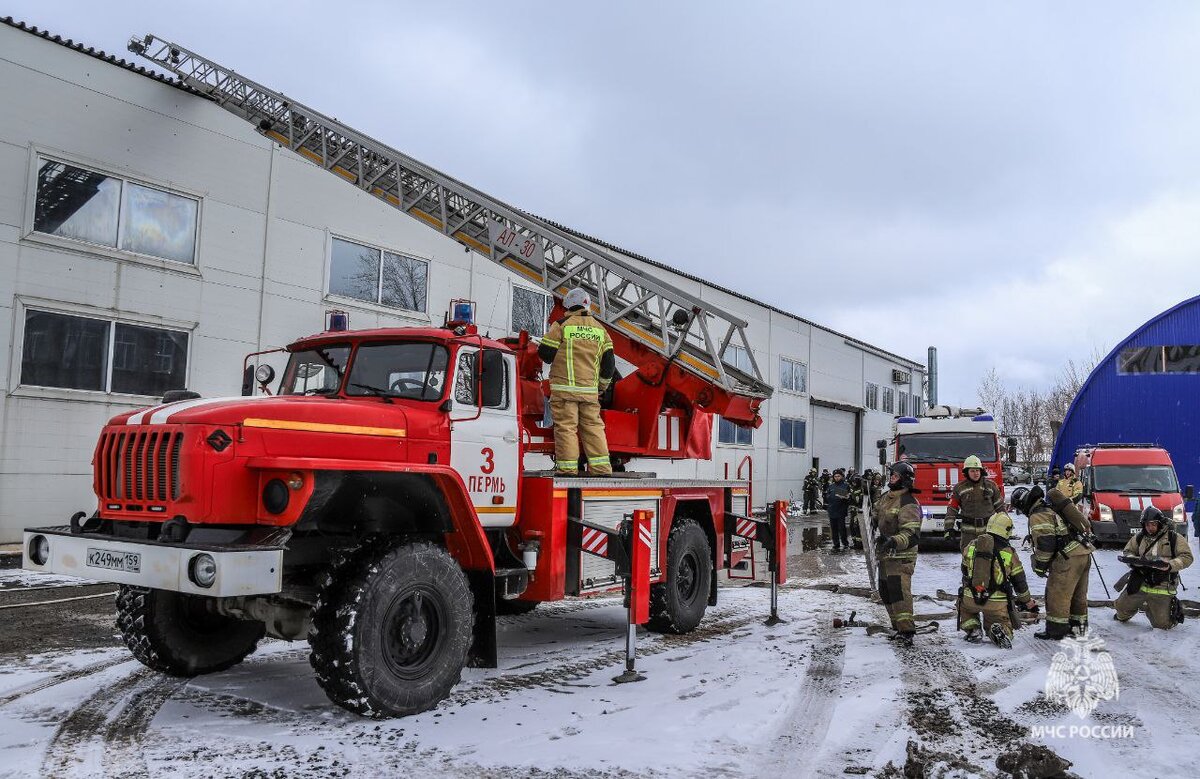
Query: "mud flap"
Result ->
[[465, 570, 497, 669]]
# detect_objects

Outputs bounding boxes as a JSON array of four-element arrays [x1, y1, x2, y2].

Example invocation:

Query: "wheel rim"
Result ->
[[381, 586, 446, 680], [676, 551, 700, 603]]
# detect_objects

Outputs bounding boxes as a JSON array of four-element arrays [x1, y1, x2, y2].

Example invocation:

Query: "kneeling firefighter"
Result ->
[[1010, 486, 1095, 640], [872, 461, 923, 645], [1114, 506, 1193, 629], [958, 512, 1039, 648]]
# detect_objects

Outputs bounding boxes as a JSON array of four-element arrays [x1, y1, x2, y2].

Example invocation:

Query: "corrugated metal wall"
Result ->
[[1051, 295, 1200, 505]]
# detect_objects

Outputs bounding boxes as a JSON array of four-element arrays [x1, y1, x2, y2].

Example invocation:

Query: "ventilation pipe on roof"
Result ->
[[927, 346, 938, 408]]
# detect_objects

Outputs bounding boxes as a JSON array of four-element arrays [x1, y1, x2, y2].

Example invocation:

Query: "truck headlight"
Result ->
[[1174, 503, 1186, 523], [1098, 503, 1113, 522], [188, 553, 217, 588], [28, 535, 49, 566]]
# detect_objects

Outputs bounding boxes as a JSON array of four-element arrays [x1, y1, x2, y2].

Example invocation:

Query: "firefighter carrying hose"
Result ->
[[1010, 485, 1095, 640], [872, 461, 923, 645], [1114, 506, 1193, 630], [538, 287, 615, 476], [943, 455, 1004, 553], [958, 512, 1038, 648]]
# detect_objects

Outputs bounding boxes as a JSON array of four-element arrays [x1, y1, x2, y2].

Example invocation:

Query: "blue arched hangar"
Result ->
[[1051, 295, 1200, 532]]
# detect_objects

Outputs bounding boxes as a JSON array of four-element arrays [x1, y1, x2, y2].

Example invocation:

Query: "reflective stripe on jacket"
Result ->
[[542, 312, 613, 395]]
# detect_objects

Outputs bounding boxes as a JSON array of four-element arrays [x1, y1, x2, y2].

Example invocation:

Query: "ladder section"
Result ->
[[128, 34, 772, 401]]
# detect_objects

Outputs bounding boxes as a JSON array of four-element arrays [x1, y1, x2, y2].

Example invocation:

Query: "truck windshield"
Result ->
[[897, 433, 997, 463], [279, 345, 351, 395], [345, 342, 449, 401], [1092, 465, 1179, 494]]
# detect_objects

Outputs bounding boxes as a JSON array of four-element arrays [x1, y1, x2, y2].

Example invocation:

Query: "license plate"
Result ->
[[86, 548, 141, 573]]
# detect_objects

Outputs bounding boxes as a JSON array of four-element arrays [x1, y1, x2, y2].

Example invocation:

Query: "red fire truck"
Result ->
[[1073, 444, 1193, 544], [23, 36, 784, 718], [877, 406, 1007, 543]]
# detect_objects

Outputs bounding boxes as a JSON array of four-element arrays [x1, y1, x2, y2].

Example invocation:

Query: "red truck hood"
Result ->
[[109, 395, 409, 430], [1092, 492, 1183, 512]]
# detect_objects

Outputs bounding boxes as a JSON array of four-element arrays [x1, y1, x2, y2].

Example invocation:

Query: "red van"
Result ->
[[1074, 444, 1193, 543]]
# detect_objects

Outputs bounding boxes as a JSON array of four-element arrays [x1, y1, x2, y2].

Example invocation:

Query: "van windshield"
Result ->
[[897, 433, 997, 463], [1092, 465, 1179, 494]]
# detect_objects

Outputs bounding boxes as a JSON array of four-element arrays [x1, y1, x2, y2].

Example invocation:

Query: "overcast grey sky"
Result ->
[[11, 1, 1199, 404]]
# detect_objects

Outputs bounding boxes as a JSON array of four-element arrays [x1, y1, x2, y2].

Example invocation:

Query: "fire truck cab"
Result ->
[[1073, 443, 1193, 543], [878, 406, 1008, 541]]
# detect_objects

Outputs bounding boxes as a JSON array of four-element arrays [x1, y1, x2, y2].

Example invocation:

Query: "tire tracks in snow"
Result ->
[[0, 656, 123, 708], [38, 667, 188, 778], [755, 609, 847, 776]]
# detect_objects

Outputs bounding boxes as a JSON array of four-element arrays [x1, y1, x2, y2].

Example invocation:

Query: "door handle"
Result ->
[[502, 432, 518, 444]]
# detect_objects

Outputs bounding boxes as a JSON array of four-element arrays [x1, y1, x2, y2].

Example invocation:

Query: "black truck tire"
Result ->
[[115, 585, 264, 676], [645, 518, 712, 634], [309, 541, 474, 718]]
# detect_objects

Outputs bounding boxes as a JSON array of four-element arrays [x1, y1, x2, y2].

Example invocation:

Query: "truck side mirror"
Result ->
[[1187, 485, 1195, 501], [875, 439, 887, 450], [878, 447, 887, 467], [242, 365, 255, 396]]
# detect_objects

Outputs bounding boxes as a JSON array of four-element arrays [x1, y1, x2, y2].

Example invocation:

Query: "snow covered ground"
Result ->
[[1, 520, 1197, 778]]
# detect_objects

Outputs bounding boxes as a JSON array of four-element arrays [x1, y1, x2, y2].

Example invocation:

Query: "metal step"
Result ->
[[128, 34, 771, 401]]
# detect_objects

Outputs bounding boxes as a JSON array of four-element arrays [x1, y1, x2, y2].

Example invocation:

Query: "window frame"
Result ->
[[511, 284, 552, 338], [865, 381, 879, 410], [778, 416, 808, 450], [326, 234, 431, 316], [12, 298, 194, 401], [717, 415, 754, 447], [882, 386, 895, 414], [25, 151, 203, 272], [778, 356, 808, 395]]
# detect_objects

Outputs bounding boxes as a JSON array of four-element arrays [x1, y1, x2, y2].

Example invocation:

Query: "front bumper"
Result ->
[[1090, 519, 1188, 544], [22, 526, 284, 596]]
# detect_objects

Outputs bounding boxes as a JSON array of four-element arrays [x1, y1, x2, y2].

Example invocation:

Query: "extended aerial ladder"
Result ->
[[129, 34, 772, 430]]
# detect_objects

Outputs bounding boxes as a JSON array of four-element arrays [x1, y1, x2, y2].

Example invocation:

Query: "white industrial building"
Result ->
[[0, 18, 925, 542]]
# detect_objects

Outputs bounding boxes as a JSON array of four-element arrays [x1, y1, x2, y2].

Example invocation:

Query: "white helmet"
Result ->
[[563, 287, 590, 310], [1063, 463, 1075, 474]]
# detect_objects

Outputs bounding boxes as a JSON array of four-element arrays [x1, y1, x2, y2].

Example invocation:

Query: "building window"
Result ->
[[718, 415, 753, 446], [779, 417, 807, 449], [865, 382, 879, 410], [33, 158, 198, 263], [1118, 345, 1200, 374], [898, 391, 909, 416], [329, 237, 428, 313], [882, 387, 895, 414], [512, 287, 551, 337], [21, 310, 188, 396], [913, 394, 923, 416], [723, 344, 753, 372], [779, 357, 807, 394]]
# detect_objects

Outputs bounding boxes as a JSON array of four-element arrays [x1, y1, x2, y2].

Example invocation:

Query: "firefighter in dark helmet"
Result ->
[[1114, 506, 1193, 629], [958, 512, 1038, 648], [538, 287, 614, 476], [944, 454, 1004, 553], [871, 461, 923, 645], [1010, 485, 1094, 640]]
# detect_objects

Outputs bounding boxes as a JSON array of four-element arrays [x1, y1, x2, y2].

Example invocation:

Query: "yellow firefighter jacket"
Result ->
[[541, 311, 614, 396], [872, 487, 922, 561], [1121, 527, 1194, 596]]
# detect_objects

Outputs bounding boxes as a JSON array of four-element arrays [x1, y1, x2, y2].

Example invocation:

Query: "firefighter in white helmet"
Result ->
[[538, 287, 615, 476]]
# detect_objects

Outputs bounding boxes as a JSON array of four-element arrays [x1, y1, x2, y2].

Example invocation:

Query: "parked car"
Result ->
[[1003, 465, 1029, 484]]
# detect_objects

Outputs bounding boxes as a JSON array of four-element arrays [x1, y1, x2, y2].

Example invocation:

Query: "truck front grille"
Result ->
[[98, 429, 184, 502]]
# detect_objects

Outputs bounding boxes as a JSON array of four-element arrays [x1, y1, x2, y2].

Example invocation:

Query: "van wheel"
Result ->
[[309, 541, 473, 717], [116, 586, 264, 676], [645, 519, 712, 634]]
